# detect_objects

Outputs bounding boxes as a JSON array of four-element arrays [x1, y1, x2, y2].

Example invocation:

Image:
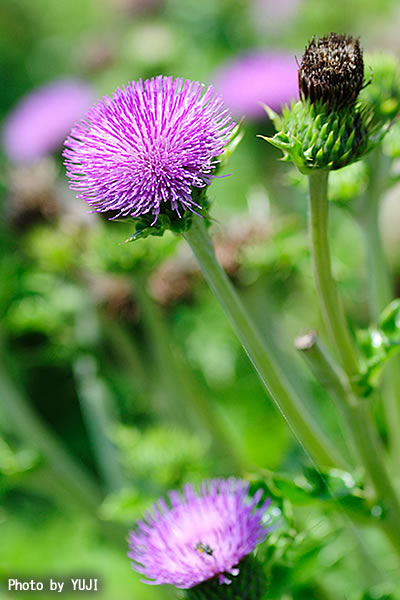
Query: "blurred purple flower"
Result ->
[[128, 478, 271, 589], [2, 79, 94, 164], [64, 76, 234, 222], [213, 52, 298, 119]]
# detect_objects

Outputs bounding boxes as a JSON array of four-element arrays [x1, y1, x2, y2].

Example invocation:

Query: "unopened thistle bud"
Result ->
[[261, 33, 392, 173]]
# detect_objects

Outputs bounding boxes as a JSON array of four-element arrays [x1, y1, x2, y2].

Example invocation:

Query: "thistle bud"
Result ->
[[298, 33, 364, 109], [261, 33, 392, 173]]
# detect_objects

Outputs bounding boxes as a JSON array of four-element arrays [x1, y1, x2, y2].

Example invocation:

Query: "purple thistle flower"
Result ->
[[128, 478, 271, 589], [2, 79, 94, 163], [213, 52, 298, 119], [63, 76, 234, 222]]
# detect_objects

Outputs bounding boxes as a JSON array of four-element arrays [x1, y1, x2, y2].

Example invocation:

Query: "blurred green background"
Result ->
[[1, 0, 400, 598]]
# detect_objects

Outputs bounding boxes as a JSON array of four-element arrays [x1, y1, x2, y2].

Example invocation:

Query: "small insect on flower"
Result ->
[[195, 542, 214, 556]]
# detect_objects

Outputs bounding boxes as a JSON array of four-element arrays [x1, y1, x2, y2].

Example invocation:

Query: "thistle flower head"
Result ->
[[64, 76, 234, 232], [298, 33, 364, 109], [128, 478, 271, 591]]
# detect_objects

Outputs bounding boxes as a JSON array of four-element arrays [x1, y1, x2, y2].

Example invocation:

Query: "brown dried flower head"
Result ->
[[298, 33, 364, 109]]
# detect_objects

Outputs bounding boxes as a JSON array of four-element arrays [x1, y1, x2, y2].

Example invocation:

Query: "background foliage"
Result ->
[[1, 0, 400, 598]]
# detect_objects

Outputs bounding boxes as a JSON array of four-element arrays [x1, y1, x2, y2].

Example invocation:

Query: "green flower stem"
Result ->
[[308, 171, 360, 381], [184, 216, 343, 470], [0, 360, 101, 514], [133, 279, 248, 473], [361, 146, 400, 464]]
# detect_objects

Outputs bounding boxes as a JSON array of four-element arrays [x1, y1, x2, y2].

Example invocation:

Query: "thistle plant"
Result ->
[[62, 42, 400, 596], [64, 73, 342, 473]]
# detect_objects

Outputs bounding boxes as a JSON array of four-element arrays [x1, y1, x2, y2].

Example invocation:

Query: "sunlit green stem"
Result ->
[[184, 216, 344, 470], [360, 146, 400, 464], [308, 171, 360, 381]]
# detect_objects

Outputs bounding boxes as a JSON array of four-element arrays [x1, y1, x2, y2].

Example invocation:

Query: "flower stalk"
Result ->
[[308, 171, 360, 380], [184, 215, 344, 470]]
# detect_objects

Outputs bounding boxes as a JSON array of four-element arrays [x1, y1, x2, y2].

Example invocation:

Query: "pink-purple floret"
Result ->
[[63, 76, 235, 222], [128, 478, 271, 589], [2, 79, 94, 163]]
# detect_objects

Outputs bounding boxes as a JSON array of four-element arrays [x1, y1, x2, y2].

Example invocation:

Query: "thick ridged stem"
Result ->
[[184, 216, 344, 470]]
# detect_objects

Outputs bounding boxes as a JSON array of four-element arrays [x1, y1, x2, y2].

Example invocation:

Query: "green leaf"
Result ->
[[357, 299, 400, 389], [249, 467, 378, 522]]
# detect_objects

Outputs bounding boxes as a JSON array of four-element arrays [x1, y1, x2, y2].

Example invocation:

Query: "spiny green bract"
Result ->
[[261, 100, 386, 174]]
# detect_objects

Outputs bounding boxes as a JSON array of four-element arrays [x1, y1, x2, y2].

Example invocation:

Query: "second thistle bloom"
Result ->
[[64, 76, 234, 224], [128, 478, 271, 592]]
